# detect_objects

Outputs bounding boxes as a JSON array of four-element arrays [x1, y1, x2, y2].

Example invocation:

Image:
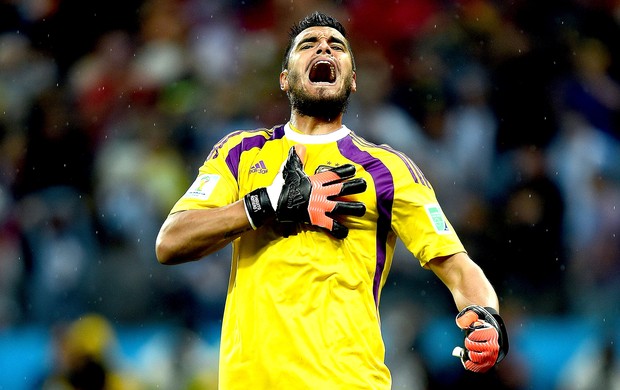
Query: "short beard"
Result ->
[[286, 72, 352, 121]]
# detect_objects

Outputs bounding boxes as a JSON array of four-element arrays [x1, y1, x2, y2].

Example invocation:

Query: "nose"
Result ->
[[316, 40, 331, 55]]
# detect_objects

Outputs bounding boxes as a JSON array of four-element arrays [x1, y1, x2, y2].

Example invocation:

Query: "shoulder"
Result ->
[[346, 131, 418, 168], [207, 125, 285, 160], [346, 131, 432, 188]]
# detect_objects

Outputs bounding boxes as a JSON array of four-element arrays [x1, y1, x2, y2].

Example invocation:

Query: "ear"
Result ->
[[279, 70, 289, 91], [351, 71, 357, 93]]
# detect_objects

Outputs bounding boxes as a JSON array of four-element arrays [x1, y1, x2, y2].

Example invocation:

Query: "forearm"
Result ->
[[450, 265, 499, 312], [442, 253, 509, 371], [429, 252, 499, 312], [155, 200, 252, 265]]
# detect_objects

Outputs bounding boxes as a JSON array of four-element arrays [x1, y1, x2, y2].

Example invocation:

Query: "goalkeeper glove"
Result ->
[[243, 145, 367, 238], [452, 305, 509, 373]]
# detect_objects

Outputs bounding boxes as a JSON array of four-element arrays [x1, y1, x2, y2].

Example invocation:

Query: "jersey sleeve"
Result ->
[[169, 135, 240, 214], [389, 156, 466, 267]]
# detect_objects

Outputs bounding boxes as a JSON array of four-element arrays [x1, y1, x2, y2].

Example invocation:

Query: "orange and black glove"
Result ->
[[452, 305, 509, 373], [243, 145, 366, 238]]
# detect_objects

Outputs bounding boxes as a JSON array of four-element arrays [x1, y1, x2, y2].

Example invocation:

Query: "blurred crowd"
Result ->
[[1, 0, 620, 388]]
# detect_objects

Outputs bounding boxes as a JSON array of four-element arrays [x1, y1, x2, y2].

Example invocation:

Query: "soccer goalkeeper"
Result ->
[[156, 11, 508, 389]]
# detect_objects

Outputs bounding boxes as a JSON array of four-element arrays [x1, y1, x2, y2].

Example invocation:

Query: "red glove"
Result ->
[[243, 145, 366, 238], [453, 305, 509, 373]]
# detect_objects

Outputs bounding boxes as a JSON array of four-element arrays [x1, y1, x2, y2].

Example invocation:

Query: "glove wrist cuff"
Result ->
[[483, 306, 499, 316], [243, 187, 276, 229], [457, 305, 509, 364]]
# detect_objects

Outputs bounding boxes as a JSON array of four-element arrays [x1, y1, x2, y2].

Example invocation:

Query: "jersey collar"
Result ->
[[284, 122, 351, 144]]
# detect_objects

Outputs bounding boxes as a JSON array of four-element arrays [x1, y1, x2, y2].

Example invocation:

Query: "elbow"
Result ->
[[155, 241, 172, 265], [155, 235, 179, 265], [155, 231, 201, 265], [155, 214, 189, 265]]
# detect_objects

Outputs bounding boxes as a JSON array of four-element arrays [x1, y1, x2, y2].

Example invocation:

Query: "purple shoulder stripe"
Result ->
[[224, 125, 285, 180], [338, 134, 394, 308], [353, 136, 431, 188], [207, 130, 245, 161]]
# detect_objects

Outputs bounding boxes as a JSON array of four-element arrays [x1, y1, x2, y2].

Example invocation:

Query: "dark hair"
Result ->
[[281, 11, 355, 70]]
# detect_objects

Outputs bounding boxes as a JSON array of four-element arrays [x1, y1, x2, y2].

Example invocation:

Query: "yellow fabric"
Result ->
[[169, 123, 465, 389]]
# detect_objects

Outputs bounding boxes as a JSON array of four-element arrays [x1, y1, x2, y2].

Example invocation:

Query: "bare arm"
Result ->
[[155, 200, 252, 265], [427, 252, 499, 312]]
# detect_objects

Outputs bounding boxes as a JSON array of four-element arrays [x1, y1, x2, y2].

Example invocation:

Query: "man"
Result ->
[[156, 11, 508, 389]]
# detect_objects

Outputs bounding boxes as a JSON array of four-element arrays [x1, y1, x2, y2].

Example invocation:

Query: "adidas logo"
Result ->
[[249, 160, 268, 174]]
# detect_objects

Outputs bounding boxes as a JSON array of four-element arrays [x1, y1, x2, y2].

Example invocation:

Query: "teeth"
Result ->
[[310, 61, 336, 83]]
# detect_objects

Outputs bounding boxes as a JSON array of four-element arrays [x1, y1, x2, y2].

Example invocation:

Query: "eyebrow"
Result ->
[[295, 35, 347, 49]]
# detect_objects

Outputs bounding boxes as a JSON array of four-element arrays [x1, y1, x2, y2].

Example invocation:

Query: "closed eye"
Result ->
[[295, 36, 348, 52]]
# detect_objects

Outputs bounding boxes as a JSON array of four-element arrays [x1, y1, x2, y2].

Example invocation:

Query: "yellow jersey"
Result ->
[[170, 123, 465, 389]]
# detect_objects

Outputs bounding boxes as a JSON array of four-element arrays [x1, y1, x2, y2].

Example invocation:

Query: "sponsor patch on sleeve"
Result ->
[[424, 203, 451, 234], [182, 174, 220, 200]]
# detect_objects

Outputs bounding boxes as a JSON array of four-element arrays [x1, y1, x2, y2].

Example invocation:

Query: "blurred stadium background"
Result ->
[[1, 0, 619, 389]]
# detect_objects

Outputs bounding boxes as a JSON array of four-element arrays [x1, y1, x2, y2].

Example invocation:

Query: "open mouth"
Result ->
[[309, 60, 336, 84]]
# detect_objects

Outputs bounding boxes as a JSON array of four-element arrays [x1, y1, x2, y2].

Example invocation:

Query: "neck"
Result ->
[[289, 110, 345, 135]]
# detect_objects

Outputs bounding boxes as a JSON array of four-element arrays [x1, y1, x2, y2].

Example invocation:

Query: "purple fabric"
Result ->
[[338, 134, 394, 307], [373, 144, 430, 188], [224, 125, 285, 180]]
